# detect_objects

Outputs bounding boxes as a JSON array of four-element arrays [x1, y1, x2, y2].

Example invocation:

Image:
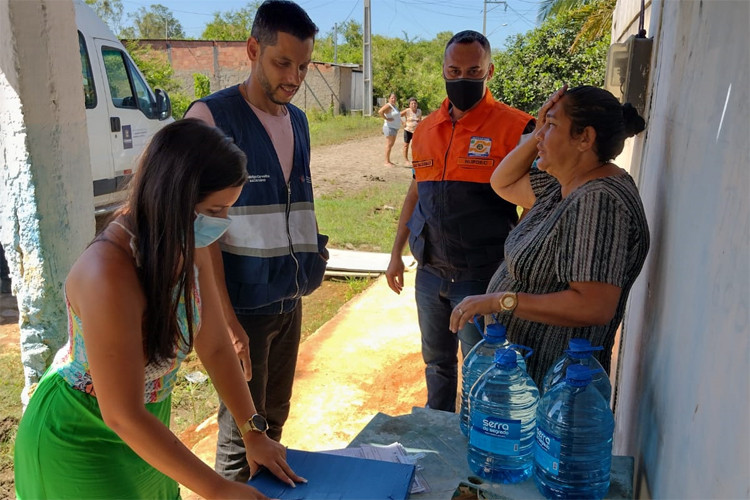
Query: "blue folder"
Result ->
[[248, 448, 416, 499]]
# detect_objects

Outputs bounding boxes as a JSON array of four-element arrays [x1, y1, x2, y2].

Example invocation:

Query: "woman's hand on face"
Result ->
[[450, 294, 500, 333], [536, 84, 568, 129], [245, 433, 306, 488]]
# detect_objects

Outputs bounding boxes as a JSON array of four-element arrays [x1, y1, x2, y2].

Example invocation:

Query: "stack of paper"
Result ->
[[323, 442, 428, 494]]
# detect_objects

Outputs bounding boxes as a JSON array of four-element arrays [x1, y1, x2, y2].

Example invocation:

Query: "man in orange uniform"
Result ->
[[386, 30, 534, 412]]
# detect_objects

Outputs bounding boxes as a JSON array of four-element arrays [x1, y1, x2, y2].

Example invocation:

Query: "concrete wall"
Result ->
[[612, 0, 749, 498], [0, 0, 95, 402], [131, 39, 358, 114]]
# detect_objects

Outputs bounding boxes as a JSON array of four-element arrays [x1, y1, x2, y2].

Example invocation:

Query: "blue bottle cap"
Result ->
[[484, 322, 507, 343], [566, 338, 604, 359], [565, 364, 604, 386], [494, 348, 518, 368]]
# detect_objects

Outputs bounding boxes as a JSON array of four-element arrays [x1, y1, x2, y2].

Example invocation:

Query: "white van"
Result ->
[[74, 0, 173, 216]]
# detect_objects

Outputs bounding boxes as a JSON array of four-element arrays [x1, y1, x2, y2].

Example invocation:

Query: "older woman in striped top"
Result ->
[[449, 85, 650, 385]]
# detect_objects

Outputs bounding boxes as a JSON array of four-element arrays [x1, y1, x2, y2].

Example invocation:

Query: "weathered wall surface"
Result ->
[[613, 0, 749, 498], [0, 0, 94, 402], [132, 40, 357, 114]]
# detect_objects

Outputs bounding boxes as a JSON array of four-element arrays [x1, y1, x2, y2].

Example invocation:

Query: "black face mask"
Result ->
[[445, 76, 486, 112]]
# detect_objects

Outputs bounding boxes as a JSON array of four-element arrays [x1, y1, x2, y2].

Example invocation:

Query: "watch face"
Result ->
[[251, 414, 268, 432], [502, 294, 517, 310]]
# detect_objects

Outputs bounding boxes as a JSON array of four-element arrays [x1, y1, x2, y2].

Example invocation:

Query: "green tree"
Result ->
[[126, 4, 185, 39], [313, 20, 363, 64], [202, 3, 260, 41], [538, 0, 616, 50], [194, 73, 211, 99], [488, 11, 609, 114], [371, 32, 450, 112], [84, 0, 124, 34]]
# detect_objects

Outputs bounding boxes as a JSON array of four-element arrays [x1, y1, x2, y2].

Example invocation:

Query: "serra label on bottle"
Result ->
[[469, 411, 521, 455], [535, 426, 561, 476]]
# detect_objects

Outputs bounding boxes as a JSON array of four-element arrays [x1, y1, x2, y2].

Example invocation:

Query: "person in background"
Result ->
[[378, 92, 400, 167], [450, 85, 650, 385], [14, 119, 304, 499], [184, 0, 328, 483], [0, 246, 10, 294], [385, 30, 535, 412], [400, 97, 422, 163]]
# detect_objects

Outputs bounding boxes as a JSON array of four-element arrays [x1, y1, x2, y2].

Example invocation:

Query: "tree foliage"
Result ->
[[538, 0, 615, 50], [193, 73, 211, 99], [312, 22, 450, 113], [488, 11, 609, 114], [313, 21, 363, 65], [84, 0, 124, 34], [202, 3, 260, 41], [123, 4, 185, 39]]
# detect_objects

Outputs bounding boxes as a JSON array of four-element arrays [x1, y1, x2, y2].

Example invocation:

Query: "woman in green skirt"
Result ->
[[14, 119, 305, 499]]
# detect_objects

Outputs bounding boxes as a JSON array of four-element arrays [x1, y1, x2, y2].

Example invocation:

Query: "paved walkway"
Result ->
[[184, 270, 427, 498]]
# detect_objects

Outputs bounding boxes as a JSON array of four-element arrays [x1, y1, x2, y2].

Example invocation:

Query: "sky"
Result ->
[[118, 0, 543, 53]]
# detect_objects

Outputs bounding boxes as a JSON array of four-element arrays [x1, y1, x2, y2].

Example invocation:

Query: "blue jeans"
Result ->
[[415, 268, 487, 412]]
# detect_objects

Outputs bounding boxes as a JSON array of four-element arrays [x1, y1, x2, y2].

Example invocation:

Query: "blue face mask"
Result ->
[[194, 212, 232, 248]]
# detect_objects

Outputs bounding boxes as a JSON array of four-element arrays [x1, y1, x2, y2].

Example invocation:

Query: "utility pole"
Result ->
[[483, 0, 508, 36], [363, 0, 372, 116], [333, 23, 338, 64]]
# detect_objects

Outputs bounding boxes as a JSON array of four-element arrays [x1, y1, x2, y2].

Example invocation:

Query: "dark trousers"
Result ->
[[415, 268, 486, 412], [214, 303, 302, 482], [0, 246, 10, 294]]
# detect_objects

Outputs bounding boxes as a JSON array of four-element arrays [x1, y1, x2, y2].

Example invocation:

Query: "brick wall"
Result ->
[[130, 39, 360, 114]]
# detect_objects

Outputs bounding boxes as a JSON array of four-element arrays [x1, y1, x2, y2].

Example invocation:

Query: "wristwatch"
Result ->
[[239, 413, 268, 436], [498, 292, 518, 314]]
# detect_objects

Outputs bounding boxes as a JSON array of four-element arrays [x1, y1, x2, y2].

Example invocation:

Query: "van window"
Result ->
[[78, 32, 96, 109], [126, 58, 157, 119], [101, 47, 157, 119]]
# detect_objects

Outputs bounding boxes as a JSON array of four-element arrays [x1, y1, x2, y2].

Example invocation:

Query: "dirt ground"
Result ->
[[0, 132, 426, 499], [309, 133, 414, 198]]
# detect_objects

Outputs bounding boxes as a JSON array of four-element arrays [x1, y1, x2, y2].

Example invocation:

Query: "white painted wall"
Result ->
[[0, 0, 94, 402], [613, 0, 750, 498]]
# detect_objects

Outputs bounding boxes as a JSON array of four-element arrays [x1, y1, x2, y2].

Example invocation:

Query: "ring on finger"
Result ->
[[456, 307, 464, 315]]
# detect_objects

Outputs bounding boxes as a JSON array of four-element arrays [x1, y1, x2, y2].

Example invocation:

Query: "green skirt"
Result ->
[[14, 371, 180, 499]]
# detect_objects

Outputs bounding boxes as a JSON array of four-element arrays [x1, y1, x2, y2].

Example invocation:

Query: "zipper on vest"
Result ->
[[441, 122, 456, 281], [286, 182, 301, 298]]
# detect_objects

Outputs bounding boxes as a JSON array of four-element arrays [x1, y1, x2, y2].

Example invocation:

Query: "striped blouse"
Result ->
[[487, 168, 650, 385]]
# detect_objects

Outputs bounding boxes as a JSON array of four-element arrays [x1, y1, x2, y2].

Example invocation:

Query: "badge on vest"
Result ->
[[468, 137, 492, 157], [412, 159, 433, 169]]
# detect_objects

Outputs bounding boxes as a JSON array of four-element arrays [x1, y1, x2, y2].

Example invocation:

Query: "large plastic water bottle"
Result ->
[[460, 318, 526, 437], [467, 347, 539, 484], [540, 338, 612, 404], [534, 365, 615, 499]]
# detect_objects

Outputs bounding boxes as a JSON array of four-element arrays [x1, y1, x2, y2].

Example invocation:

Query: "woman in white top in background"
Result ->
[[378, 93, 400, 167], [400, 97, 422, 163]]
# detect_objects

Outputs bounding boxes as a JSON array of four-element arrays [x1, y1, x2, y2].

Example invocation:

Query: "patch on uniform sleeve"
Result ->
[[457, 157, 495, 168], [412, 159, 433, 169], [468, 136, 492, 157]]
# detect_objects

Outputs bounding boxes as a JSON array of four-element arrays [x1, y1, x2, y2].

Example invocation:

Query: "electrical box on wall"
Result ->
[[604, 35, 653, 116]]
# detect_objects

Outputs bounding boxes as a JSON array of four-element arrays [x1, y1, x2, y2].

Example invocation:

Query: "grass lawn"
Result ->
[[308, 111, 382, 147]]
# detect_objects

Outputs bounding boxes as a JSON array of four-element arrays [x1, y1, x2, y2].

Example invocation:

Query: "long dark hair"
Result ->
[[126, 119, 246, 363], [562, 85, 646, 162]]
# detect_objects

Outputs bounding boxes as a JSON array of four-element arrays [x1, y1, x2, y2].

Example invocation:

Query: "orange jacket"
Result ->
[[407, 90, 533, 281]]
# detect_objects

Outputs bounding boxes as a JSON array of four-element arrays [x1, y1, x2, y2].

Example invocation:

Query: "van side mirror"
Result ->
[[155, 89, 172, 120]]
